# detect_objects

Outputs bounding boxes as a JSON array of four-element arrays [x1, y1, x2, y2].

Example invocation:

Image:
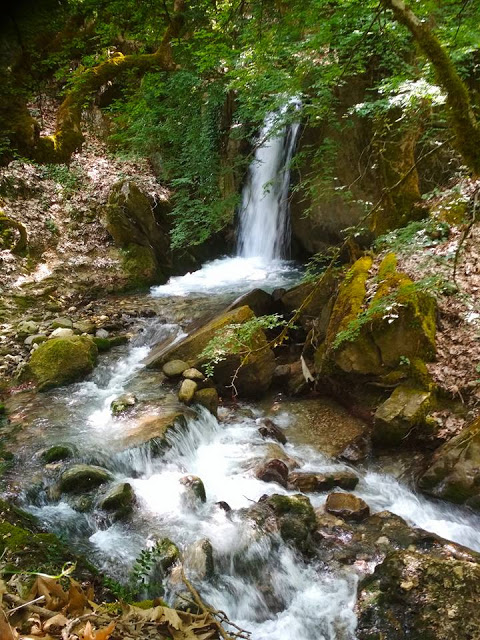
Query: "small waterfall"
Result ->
[[237, 101, 301, 260]]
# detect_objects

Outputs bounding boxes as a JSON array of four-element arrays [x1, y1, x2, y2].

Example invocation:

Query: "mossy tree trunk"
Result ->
[[34, 0, 185, 164], [381, 0, 480, 176]]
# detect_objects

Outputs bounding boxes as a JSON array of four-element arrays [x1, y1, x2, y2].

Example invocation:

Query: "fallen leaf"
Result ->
[[43, 613, 69, 630]]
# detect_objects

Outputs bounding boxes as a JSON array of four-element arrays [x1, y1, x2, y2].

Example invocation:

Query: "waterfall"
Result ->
[[237, 101, 301, 261]]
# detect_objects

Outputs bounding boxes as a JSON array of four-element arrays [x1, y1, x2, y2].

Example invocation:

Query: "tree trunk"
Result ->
[[34, 0, 185, 164], [381, 0, 480, 176]]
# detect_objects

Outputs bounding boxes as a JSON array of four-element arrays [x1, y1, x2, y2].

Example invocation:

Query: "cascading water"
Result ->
[[151, 101, 301, 297], [237, 101, 301, 261]]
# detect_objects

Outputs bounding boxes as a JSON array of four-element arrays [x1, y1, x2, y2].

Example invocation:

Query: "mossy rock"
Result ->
[[121, 244, 162, 290], [99, 482, 135, 520], [41, 445, 74, 463], [418, 416, 480, 508], [356, 550, 480, 640], [193, 388, 219, 416], [318, 254, 436, 377], [0, 498, 95, 578], [373, 384, 433, 446], [28, 336, 98, 391], [59, 464, 112, 493]]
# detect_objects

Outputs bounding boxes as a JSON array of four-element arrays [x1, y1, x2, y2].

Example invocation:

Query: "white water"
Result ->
[[238, 102, 301, 260], [151, 101, 301, 298]]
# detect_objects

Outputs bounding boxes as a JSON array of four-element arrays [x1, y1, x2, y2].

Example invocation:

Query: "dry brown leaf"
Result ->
[[43, 613, 69, 631], [66, 581, 88, 615], [30, 577, 67, 611], [81, 620, 115, 640], [0, 610, 16, 640]]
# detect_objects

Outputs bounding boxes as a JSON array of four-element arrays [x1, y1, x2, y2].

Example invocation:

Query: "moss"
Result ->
[[41, 445, 73, 463], [121, 244, 160, 290], [28, 336, 98, 391]]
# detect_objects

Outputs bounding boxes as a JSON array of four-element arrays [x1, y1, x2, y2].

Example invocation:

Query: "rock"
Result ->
[[24, 333, 47, 346], [28, 336, 98, 391], [244, 494, 317, 553], [16, 320, 39, 338], [50, 317, 73, 330], [184, 539, 214, 580], [264, 444, 300, 471], [104, 180, 170, 287], [95, 328, 109, 339], [325, 492, 370, 522], [193, 388, 218, 416], [356, 550, 480, 640], [178, 379, 198, 405], [92, 337, 111, 352], [255, 459, 289, 488], [374, 384, 433, 446], [281, 273, 339, 330], [271, 364, 291, 387], [49, 327, 75, 339], [120, 408, 188, 451], [258, 418, 287, 444], [72, 321, 96, 334], [316, 254, 436, 376], [180, 475, 206, 503], [111, 393, 137, 415], [226, 288, 274, 317], [289, 470, 358, 493], [216, 501, 231, 512], [146, 306, 276, 398], [163, 360, 189, 378], [152, 537, 180, 574], [99, 482, 135, 519], [418, 416, 480, 508], [108, 335, 129, 347], [41, 445, 73, 464], [59, 464, 112, 493], [182, 368, 205, 381]]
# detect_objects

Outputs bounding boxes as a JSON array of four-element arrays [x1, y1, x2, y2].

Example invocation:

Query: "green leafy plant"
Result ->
[[200, 314, 288, 378], [375, 218, 450, 254]]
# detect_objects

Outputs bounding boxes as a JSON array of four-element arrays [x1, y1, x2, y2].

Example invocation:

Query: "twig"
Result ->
[[7, 595, 46, 615], [3, 593, 57, 619]]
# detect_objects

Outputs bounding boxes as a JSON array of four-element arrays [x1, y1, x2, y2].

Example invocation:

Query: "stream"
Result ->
[[6, 262, 480, 640], [5, 104, 480, 640]]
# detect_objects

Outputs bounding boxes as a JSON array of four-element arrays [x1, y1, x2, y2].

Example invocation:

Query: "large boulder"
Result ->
[[59, 464, 112, 493], [418, 416, 480, 509], [28, 336, 98, 391], [145, 306, 276, 398], [325, 492, 370, 522], [316, 254, 436, 377], [373, 384, 433, 446], [226, 288, 275, 317], [104, 180, 170, 286], [119, 407, 188, 452], [99, 482, 135, 520], [356, 550, 480, 640]]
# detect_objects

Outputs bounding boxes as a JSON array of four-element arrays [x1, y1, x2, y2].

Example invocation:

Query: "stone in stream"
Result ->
[[73, 320, 96, 334], [99, 482, 135, 520], [41, 445, 74, 464], [182, 367, 205, 381], [356, 549, 480, 640], [288, 470, 358, 493], [153, 537, 180, 574], [180, 475, 206, 503], [264, 444, 299, 471], [183, 538, 214, 580], [163, 359, 189, 378], [59, 464, 113, 493], [16, 320, 40, 339], [110, 393, 137, 415], [24, 333, 47, 346], [28, 336, 98, 391], [178, 379, 198, 405], [325, 492, 370, 522], [258, 417, 287, 444], [49, 327, 75, 339], [255, 459, 289, 488], [50, 317, 73, 330], [193, 388, 218, 416], [95, 328, 109, 339], [418, 415, 480, 509]]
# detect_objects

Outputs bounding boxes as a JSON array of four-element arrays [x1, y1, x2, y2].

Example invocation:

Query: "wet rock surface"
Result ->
[[325, 492, 370, 522], [59, 464, 113, 493]]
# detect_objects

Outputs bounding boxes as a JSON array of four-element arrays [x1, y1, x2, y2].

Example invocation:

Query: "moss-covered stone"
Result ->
[[41, 444, 74, 463], [356, 550, 480, 640], [99, 482, 135, 520], [373, 384, 433, 446], [121, 244, 160, 290], [418, 416, 480, 508], [193, 388, 219, 416], [28, 336, 98, 391], [59, 464, 112, 493]]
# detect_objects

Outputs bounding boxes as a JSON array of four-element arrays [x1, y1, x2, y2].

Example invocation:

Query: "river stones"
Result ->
[[50, 317, 73, 330], [255, 459, 289, 488], [325, 492, 370, 522], [184, 538, 214, 580], [49, 327, 75, 339], [163, 360, 189, 377], [182, 367, 205, 381], [73, 320, 96, 334], [28, 336, 98, 391], [111, 393, 137, 415], [16, 320, 40, 339], [178, 379, 198, 404], [373, 384, 433, 446], [288, 470, 358, 493], [180, 475, 206, 503], [119, 408, 188, 451], [41, 445, 74, 464], [24, 333, 47, 346], [99, 482, 135, 520], [59, 464, 112, 493], [356, 550, 480, 640], [258, 418, 287, 444], [193, 388, 218, 416]]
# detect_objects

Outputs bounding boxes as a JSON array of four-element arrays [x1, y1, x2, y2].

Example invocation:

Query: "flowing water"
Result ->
[[6, 106, 480, 640]]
